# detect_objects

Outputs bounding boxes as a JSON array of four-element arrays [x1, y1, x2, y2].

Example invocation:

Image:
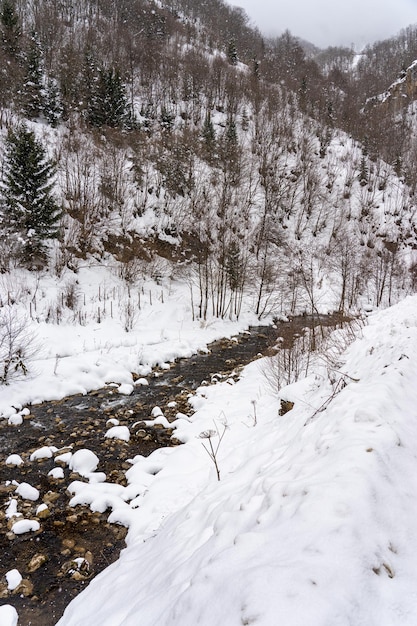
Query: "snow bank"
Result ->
[[58, 296, 417, 625]]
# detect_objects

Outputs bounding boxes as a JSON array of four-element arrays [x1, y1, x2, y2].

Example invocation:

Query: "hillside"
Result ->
[[1, 0, 416, 326], [2, 0, 417, 623]]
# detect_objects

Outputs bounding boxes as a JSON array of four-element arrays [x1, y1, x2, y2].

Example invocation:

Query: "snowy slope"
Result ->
[[53, 296, 417, 626]]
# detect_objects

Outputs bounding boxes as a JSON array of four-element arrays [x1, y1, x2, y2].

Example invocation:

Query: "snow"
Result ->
[[5, 454, 24, 466], [0, 266, 256, 421], [11, 519, 40, 535], [55, 451, 72, 465], [104, 425, 130, 442], [135, 377, 149, 386], [117, 383, 134, 395], [55, 295, 417, 626], [48, 467, 65, 479], [69, 449, 100, 476], [15, 482, 40, 501], [3, 254, 417, 624], [5, 499, 21, 519], [30, 445, 57, 461], [6, 569, 22, 591], [0, 606, 18, 626]]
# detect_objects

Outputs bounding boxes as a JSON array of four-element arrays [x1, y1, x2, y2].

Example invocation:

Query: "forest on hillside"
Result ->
[[1, 0, 417, 320]]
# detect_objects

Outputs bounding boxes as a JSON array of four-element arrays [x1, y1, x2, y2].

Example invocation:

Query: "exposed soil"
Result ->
[[0, 314, 347, 625]]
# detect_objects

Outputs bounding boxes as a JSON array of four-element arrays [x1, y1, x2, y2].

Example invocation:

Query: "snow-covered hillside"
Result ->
[[14, 295, 411, 626]]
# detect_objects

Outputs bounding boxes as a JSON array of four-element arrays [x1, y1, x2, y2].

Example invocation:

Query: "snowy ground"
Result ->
[[54, 295, 417, 626], [0, 265, 259, 421], [2, 271, 417, 625]]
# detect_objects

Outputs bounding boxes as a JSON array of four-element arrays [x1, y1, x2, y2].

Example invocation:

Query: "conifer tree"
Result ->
[[227, 38, 238, 65], [44, 77, 63, 127], [202, 111, 216, 162], [1, 124, 61, 265], [20, 31, 45, 119], [87, 66, 130, 128], [0, 0, 21, 56]]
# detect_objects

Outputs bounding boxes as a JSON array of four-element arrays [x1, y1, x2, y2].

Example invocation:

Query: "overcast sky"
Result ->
[[231, 0, 417, 49]]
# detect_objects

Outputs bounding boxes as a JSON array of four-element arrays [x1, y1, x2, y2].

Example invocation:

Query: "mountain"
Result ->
[[2, 2, 417, 624]]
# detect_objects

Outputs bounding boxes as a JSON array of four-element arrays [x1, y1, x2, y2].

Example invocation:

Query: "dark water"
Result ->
[[0, 314, 346, 625]]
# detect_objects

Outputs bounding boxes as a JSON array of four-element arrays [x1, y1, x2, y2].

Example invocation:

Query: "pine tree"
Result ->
[[20, 31, 45, 119], [1, 124, 61, 266], [87, 66, 129, 128], [227, 39, 238, 65], [0, 0, 21, 56], [44, 77, 63, 127], [359, 154, 368, 187], [203, 112, 215, 143]]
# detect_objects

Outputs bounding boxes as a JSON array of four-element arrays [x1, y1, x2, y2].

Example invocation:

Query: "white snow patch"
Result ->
[[5, 499, 21, 519], [15, 482, 40, 501], [5, 454, 24, 466], [69, 449, 99, 476], [12, 519, 40, 535], [6, 569, 22, 591], [105, 426, 130, 442], [135, 378, 149, 386], [56, 296, 417, 626], [0, 605, 18, 626], [30, 446, 57, 461], [117, 383, 134, 395], [48, 467, 65, 479]]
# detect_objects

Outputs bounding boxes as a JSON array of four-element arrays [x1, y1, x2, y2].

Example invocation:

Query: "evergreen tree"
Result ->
[[227, 38, 238, 65], [20, 31, 45, 119], [203, 111, 215, 143], [1, 124, 61, 265], [359, 154, 368, 187], [88, 66, 130, 128], [202, 111, 216, 160], [44, 77, 63, 127], [0, 0, 21, 56]]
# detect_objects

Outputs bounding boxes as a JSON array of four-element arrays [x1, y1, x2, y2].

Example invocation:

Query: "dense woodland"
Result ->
[[1, 0, 417, 319]]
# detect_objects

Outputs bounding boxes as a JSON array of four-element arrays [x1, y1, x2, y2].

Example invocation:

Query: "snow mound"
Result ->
[[30, 446, 57, 461], [12, 519, 40, 535], [6, 569, 22, 591], [104, 426, 130, 442], [0, 605, 18, 626], [117, 383, 134, 396], [5, 454, 24, 466], [15, 482, 40, 501], [69, 449, 100, 476]]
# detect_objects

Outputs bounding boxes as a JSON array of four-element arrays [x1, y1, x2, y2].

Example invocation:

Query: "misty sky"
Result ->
[[231, 0, 417, 49]]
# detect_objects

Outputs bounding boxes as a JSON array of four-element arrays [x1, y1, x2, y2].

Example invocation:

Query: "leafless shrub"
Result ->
[[314, 317, 365, 388], [263, 318, 364, 398], [46, 302, 63, 325], [63, 280, 79, 310], [262, 332, 313, 396], [148, 257, 171, 285], [0, 306, 38, 384], [118, 258, 145, 284], [122, 296, 138, 332]]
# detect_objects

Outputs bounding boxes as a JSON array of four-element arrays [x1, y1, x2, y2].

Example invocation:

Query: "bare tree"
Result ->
[[0, 306, 37, 384]]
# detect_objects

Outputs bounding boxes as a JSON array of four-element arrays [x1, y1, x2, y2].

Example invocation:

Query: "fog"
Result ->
[[232, 0, 417, 49]]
